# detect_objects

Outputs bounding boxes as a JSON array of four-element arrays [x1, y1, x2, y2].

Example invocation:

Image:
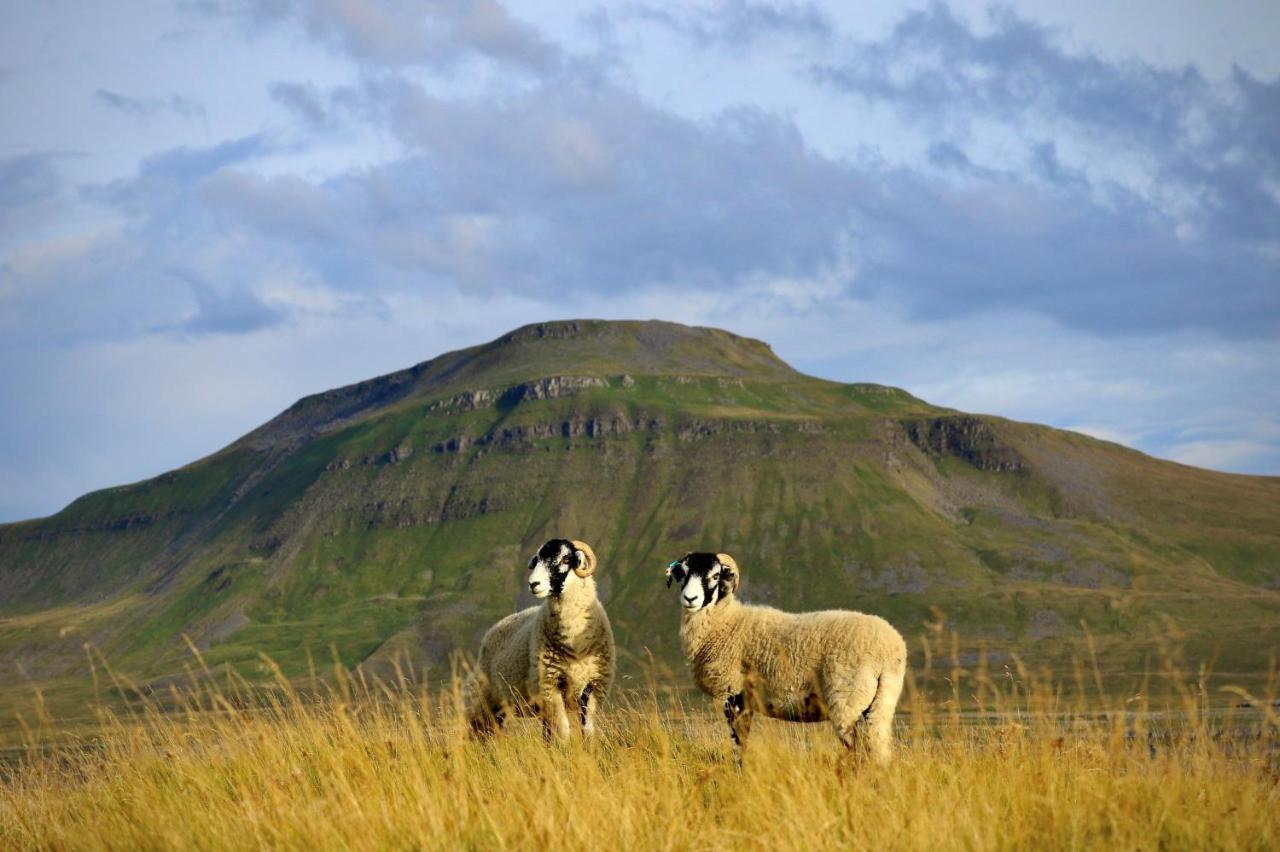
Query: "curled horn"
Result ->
[[715, 553, 740, 594], [571, 540, 597, 578]]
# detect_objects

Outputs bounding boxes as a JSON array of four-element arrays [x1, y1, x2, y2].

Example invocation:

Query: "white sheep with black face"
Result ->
[[466, 538, 614, 739], [666, 551, 907, 765]]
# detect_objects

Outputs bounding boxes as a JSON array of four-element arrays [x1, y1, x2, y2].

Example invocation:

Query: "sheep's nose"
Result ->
[[683, 593, 697, 604], [530, 581, 542, 592]]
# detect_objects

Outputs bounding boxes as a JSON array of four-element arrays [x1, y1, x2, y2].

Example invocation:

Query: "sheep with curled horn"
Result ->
[[665, 552, 907, 765], [466, 539, 615, 739]]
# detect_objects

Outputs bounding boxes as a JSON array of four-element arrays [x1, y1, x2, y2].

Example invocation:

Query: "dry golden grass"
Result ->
[[2, 644, 1278, 851]]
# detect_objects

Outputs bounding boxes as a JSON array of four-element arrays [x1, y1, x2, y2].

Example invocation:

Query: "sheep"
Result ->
[[665, 552, 907, 765], [466, 538, 615, 739]]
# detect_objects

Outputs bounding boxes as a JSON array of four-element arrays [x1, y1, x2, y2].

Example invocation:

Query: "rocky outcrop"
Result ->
[[501, 375, 609, 402], [427, 376, 615, 415], [427, 388, 496, 413], [432, 416, 661, 453], [902, 416, 1026, 472], [500, 320, 591, 342], [427, 374, 770, 417], [675, 418, 820, 440], [426, 416, 824, 454], [385, 443, 413, 464]]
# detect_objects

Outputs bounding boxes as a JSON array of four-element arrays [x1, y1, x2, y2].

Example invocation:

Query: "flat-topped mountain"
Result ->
[[236, 320, 802, 452], [2, 319, 1278, 710]]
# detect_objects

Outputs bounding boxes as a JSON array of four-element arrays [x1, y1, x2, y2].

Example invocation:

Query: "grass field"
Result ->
[[2, 640, 1278, 851]]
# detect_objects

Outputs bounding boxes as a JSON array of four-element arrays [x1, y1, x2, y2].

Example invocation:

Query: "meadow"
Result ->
[[2, 638, 1277, 851]]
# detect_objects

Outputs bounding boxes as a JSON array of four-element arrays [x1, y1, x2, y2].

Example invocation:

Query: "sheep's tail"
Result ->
[[864, 670, 898, 721]]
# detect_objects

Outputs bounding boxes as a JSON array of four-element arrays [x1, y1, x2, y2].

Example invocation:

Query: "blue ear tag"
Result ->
[[668, 561, 681, 569]]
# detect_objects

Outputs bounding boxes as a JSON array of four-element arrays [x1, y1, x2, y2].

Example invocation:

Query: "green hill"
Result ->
[[2, 319, 1278, 718]]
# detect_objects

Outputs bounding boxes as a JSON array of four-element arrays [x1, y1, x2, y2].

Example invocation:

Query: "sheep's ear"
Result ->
[[666, 553, 693, 588], [715, 553, 740, 594], [571, 540, 597, 578]]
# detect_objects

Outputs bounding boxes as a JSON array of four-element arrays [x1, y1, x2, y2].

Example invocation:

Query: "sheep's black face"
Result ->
[[528, 538, 582, 598], [666, 552, 735, 612]]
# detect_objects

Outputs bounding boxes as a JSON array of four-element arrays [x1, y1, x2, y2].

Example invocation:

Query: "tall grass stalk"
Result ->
[[2, 635, 1277, 850]]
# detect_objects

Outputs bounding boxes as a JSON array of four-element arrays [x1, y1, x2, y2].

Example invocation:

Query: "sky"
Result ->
[[1, 0, 1277, 523]]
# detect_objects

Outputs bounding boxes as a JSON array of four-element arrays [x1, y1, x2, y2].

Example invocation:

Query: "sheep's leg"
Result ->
[[467, 700, 499, 738], [863, 668, 904, 767], [463, 673, 491, 737], [723, 692, 754, 764], [468, 711, 494, 737], [827, 667, 880, 765], [539, 679, 572, 741], [577, 682, 598, 736]]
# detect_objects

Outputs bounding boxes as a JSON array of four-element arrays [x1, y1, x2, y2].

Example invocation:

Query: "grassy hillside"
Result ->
[[1, 319, 1278, 725]]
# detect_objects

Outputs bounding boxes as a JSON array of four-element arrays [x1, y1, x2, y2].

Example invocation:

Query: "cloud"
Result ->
[[848, 164, 1278, 337], [89, 133, 274, 217], [169, 77, 863, 299], [26, 43, 1280, 358], [196, 0, 560, 72], [171, 269, 287, 336], [813, 5, 1194, 132], [266, 80, 367, 133], [0, 152, 63, 237], [628, 0, 833, 47], [138, 133, 271, 180], [379, 81, 859, 288], [811, 4, 1279, 232], [1, 136, 284, 348], [157, 6, 1276, 341], [94, 88, 206, 119], [268, 81, 329, 128], [796, 4, 1280, 337]]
